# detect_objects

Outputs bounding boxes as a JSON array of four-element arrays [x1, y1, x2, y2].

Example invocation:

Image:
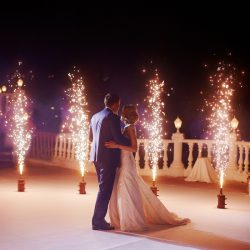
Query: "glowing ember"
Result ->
[[143, 70, 165, 182], [62, 68, 89, 177], [9, 88, 32, 175]]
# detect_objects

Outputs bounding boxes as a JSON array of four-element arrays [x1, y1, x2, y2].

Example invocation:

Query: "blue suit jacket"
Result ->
[[89, 108, 130, 167]]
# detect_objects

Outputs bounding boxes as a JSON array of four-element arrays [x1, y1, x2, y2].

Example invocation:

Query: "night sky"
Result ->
[[0, 5, 250, 139]]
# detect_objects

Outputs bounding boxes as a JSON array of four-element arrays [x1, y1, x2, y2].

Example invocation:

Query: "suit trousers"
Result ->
[[92, 161, 117, 226]]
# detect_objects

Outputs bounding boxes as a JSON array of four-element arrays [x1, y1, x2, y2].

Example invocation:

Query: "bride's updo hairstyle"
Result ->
[[121, 105, 139, 125]]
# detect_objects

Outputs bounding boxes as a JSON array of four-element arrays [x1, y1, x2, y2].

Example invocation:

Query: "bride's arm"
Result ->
[[105, 126, 137, 153]]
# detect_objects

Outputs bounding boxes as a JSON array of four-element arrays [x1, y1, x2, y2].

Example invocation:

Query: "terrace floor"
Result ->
[[0, 162, 250, 250]]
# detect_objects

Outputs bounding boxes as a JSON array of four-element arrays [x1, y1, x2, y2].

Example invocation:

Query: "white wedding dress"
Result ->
[[109, 127, 190, 232]]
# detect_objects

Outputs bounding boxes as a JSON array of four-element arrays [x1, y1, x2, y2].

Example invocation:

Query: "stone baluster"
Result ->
[[207, 143, 212, 160], [243, 145, 249, 175], [187, 142, 194, 171], [163, 141, 168, 169], [45, 134, 49, 158], [40, 133, 44, 157], [51, 135, 55, 158], [42, 133, 45, 156], [54, 136, 60, 158], [144, 139, 150, 170], [62, 136, 67, 159], [45, 134, 49, 157], [57, 136, 62, 158], [32, 135, 37, 158], [238, 145, 244, 173], [49, 134, 53, 158], [71, 140, 75, 160], [198, 143, 202, 158], [66, 137, 72, 159], [38, 133, 43, 157]]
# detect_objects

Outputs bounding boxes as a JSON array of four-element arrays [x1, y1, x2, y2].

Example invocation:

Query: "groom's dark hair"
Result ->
[[104, 93, 120, 107]]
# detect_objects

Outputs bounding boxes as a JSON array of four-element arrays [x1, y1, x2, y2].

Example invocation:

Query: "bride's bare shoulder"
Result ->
[[124, 124, 136, 138], [124, 124, 135, 131]]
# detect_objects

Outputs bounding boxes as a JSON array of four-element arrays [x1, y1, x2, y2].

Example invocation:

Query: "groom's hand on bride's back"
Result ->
[[105, 141, 119, 149]]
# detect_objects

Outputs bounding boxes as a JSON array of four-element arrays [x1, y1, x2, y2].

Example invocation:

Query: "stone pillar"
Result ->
[[184, 142, 193, 177], [226, 132, 239, 180], [168, 132, 185, 177], [228, 132, 238, 170]]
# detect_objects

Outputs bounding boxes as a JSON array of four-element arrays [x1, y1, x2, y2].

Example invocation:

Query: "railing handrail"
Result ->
[[183, 139, 215, 144], [236, 141, 250, 146]]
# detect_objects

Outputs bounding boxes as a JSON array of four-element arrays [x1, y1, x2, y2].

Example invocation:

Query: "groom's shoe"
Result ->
[[92, 223, 115, 231]]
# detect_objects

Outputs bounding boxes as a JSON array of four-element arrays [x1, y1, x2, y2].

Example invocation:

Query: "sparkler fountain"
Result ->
[[9, 78, 32, 192], [206, 62, 239, 208], [62, 68, 89, 194], [143, 70, 165, 196]]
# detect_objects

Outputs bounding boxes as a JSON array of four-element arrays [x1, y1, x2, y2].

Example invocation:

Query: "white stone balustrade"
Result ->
[[27, 131, 250, 183], [236, 141, 250, 178], [29, 132, 56, 160]]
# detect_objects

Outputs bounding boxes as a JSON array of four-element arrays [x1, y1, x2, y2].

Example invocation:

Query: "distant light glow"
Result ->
[[2, 85, 7, 92]]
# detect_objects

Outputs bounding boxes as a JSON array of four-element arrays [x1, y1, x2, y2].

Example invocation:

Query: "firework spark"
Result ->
[[9, 87, 32, 175], [143, 70, 165, 182], [62, 68, 89, 177]]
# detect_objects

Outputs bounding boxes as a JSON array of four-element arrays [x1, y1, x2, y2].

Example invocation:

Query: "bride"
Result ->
[[105, 104, 190, 232]]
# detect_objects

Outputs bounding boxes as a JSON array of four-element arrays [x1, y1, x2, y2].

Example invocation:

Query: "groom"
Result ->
[[89, 93, 130, 230]]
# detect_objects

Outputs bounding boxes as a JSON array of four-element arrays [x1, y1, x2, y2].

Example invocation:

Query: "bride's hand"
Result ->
[[105, 141, 119, 149]]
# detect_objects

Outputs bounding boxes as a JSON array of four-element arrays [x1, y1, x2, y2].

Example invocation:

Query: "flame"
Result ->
[[19, 162, 24, 175], [143, 71, 165, 182], [79, 161, 84, 177], [62, 68, 89, 177], [220, 172, 224, 188]]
